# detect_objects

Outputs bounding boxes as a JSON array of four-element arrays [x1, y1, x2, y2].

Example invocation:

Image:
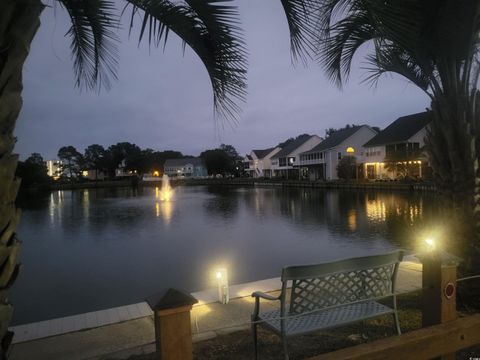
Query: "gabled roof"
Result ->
[[164, 158, 205, 167], [301, 126, 369, 154], [245, 154, 253, 160], [364, 112, 430, 147], [252, 148, 275, 159], [271, 135, 316, 159]]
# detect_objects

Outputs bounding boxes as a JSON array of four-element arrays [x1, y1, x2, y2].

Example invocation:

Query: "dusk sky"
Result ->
[[15, 0, 430, 160]]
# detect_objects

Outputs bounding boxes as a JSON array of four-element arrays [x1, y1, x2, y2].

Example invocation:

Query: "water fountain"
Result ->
[[159, 174, 173, 201]]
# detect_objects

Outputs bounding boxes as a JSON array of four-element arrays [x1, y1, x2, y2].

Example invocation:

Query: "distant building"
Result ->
[[362, 112, 430, 180], [45, 160, 62, 180], [81, 169, 107, 181], [244, 147, 281, 178], [270, 135, 322, 178], [299, 125, 377, 180], [164, 158, 207, 178]]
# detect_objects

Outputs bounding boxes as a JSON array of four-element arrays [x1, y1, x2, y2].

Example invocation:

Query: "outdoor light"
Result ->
[[216, 268, 229, 304], [425, 238, 435, 249]]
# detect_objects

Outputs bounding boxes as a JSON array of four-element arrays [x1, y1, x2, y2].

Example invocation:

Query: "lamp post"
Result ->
[[418, 238, 461, 360], [216, 268, 229, 304]]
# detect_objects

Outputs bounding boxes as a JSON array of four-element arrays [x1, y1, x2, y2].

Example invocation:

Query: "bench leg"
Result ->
[[393, 311, 401, 335], [281, 335, 289, 360], [252, 321, 258, 360]]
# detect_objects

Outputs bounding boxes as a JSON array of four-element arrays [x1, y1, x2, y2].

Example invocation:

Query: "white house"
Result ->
[[299, 125, 378, 180], [362, 112, 430, 180], [244, 147, 281, 178], [270, 135, 322, 178], [164, 158, 208, 178]]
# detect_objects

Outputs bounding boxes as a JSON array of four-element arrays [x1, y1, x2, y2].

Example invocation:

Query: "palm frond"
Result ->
[[126, 0, 247, 122], [279, 0, 320, 64], [57, 0, 119, 90], [362, 44, 431, 92], [319, 10, 375, 87]]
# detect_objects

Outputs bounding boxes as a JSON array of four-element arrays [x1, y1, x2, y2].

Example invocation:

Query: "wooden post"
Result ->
[[419, 251, 460, 360], [146, 288, 198, 360]]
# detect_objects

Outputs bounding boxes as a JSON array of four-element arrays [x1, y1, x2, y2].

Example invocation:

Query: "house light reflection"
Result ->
[[365, 199, 386, 222], [347, 209, 357, 231]]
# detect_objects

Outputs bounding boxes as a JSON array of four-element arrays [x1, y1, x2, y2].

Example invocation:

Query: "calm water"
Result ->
[[12, 186, 438, 325]]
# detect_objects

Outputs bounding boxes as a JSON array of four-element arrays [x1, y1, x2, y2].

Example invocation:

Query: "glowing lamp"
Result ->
[[215, 268, 229, 304], [425, 238, 435, 248], [153, 170, 160, 177], [346, 147, 355, 153]]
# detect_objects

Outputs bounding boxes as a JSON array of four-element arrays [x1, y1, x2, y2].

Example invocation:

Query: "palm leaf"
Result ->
[[362, 44, 431, 92], [280, 0, 321, 64], [126, 0, 247, 121], [319, 10, 375, 87], [57, 0, 119, 90]]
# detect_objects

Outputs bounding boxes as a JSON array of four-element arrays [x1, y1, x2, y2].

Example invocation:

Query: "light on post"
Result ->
[[425, 238, 436, 250], [216, 268, 229, 304]]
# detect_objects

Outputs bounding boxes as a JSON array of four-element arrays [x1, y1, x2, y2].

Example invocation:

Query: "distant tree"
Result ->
[[58, 146, 83, 179], [200, 149, 234, 175], [337, 156, 357, 181], [219, 144, 240, 160], [325, 124, 359, 138], [105, 142, 142, 175], [16, 153, 50, 188], [84, 144, 106, 180]]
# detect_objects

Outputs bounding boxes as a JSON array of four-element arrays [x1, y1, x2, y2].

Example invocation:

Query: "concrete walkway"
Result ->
[[9, 260, 422, 360]]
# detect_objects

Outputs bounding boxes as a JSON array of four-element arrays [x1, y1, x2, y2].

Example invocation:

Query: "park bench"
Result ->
[[251, 250, 404, 360]]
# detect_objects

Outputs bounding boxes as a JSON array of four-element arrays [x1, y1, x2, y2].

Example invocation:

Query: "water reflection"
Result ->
[[13, 186, 441, 325]]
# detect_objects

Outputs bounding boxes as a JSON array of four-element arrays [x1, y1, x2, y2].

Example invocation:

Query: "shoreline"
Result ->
[[25, 178, 436, 192]]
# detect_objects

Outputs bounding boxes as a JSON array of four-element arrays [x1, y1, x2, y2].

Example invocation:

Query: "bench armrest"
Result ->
[[252, 291, 280, 301], [252, 291, 281, 320]]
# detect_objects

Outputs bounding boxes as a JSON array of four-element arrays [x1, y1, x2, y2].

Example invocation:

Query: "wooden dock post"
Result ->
[[146, 288, 198, 360], [419, 251, 460, 359]]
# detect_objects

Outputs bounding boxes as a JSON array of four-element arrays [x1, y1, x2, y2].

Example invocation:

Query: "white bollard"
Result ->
[[216, 268, 229, 304]]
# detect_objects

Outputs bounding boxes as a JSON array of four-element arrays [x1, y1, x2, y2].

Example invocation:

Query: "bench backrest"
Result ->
[[281, 251, 404, 315]]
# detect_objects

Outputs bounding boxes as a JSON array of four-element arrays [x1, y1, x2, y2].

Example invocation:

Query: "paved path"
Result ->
[[9, 260, 422, 360]]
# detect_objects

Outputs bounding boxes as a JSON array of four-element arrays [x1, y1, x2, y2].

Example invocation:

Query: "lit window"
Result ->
[[346, 147, 355, 153]]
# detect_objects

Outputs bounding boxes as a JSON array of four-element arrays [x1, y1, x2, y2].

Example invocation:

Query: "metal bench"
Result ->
[[251, 250, 404, 360]]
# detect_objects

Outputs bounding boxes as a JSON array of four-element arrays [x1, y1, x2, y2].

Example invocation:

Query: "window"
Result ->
[[338, 152, 342, 160], [279, 158, 287, 167], [320, 152, 323, 159]]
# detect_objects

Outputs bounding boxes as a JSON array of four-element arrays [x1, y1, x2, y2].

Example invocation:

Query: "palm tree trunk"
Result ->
[[0, 0, 43, 355]]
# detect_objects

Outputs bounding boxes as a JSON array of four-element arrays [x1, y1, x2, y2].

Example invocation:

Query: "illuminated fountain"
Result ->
[[159, 174, 173, 201]]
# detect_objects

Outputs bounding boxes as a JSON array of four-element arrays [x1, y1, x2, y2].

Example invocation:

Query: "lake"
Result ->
[[11, 185, 438, 325]]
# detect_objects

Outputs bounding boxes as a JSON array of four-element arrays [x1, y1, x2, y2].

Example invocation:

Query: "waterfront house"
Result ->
[[362, 112, 430, 180], [164, 158, 207, 178], [270, 135, 322, 178], [299, 125, 378, 180], [244, 147, 281, 178]]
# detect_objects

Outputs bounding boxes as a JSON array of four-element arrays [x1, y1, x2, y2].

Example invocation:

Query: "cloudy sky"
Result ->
[[15, 0, 430, 160]]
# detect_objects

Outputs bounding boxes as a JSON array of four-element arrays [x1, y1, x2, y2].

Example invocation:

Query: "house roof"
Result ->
[[245, 154, 253, 160], [364, 112, 430, 147], [271, 135, 316, 159], [301, 126, 368, 154], [252, 148, 275, 159], [164, 158, 204, 167]]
